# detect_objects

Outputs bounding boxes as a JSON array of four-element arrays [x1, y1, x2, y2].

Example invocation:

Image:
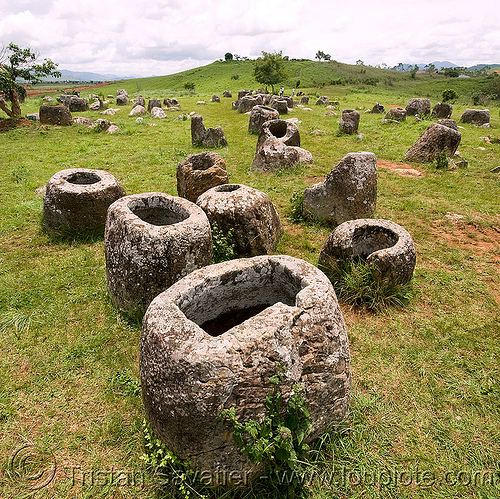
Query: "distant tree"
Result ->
[[253, 51, 288, 93], [184, 82, 195, 92], [356, 59, 364, 66], [0, 42, 60, 117], [444, 67, 460, 78], [425, 63, 436, 75], [224, 52, 233, 62], [315, 50, 331, 61]]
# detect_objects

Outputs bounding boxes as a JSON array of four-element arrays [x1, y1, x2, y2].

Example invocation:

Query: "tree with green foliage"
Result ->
[[253, 50, 288, 93], [224, 52, 233, 62], [0, 42, 60, 117]]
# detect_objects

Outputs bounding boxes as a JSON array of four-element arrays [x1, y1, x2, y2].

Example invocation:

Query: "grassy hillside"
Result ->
[[81, 59, 494, 107], [1, 60, 500, 499]]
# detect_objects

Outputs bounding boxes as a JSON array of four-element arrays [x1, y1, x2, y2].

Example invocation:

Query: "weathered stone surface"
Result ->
[[73, 116, 95, 126], [151, 107, 167, 119], [404, 123, 461, 162], [148, 98, 162, 111], [371, 102, 385, 114], [39, 105, 73, 126], [316, 96, 329, 105], [437, 119, 458, 130], [339, 109, 360, 134], [129, 105, 147, 116], [238, 89, 251, 100], [211, 95, 220, 103], [251, 119, 313, 172], [89, 98, 103, 111], [191, 114, 228, 147], [133, 95, 146, 108], [270, 98, 288, 115], [405, 98, 431, 116], [319, 218, 416, 285], [116, 94, 128, 105], [105, 193, 212, 316], [177, 151, 229, 202], [431, 102, 453, 119], [223, 90, 232, 98], [303, 152, 377, 226], [43, 168, 126, 235], [163, 97, 180, 107], [197, 184, 282, 256], [301, 96, 309, 105], [57, 94, 88, 112], [460, 108, 490, 125], [384, 107, 406, 121], [237, 95, 263, 113], [248, 105, 279, 134], [140, 254, 351, 480]]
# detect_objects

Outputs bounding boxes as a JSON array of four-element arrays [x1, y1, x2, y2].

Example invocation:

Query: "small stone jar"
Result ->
[[43, 168, 125, 235]]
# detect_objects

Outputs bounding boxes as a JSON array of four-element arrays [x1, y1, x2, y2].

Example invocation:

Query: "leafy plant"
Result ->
[[211, 222, 235, 263], [219, 364, 311, 495], [288, 190, 304, 222], [323, 258, 414, 312], [141, 419, 205, 498], [434, 151, 449, 169]]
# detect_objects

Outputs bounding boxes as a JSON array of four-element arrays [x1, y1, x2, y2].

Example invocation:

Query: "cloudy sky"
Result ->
[[1, 0, 499, 77]]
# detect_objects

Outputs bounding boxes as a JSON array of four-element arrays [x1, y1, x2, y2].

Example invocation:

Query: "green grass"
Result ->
[[1, 60, 500, 498]]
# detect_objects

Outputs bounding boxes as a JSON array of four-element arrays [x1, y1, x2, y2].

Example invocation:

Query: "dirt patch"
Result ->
[[26, 81, 111, 98], [0, 117, 32, 133], [377, 159, 423, 177], [430, 221, 500, 256]]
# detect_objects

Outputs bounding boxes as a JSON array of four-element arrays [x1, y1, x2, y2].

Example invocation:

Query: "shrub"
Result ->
[[288, 190, 304, 222], [442, 89, 458, 102]]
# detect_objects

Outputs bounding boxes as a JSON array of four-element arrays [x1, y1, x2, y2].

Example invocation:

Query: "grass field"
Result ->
[[1, 60, 500, 498]]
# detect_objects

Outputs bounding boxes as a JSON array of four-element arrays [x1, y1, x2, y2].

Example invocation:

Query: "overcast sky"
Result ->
[[1, 0, 499, 77]]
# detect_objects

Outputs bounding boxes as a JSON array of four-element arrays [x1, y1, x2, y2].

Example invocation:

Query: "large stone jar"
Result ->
[[105, 192, 212, 316], [43, 168, 125, 235], [140, 255, 351, 482]]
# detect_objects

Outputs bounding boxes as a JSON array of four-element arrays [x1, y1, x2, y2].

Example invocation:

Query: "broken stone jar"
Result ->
[[140, 255, 351, 483], [105, 192, 212, 316]]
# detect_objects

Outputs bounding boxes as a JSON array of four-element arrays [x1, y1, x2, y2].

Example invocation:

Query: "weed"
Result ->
[[220, 364, 311, 497], [211, 222, 235, 263], [434, 151, 450, 169], [288, 190, 304, 222], [322, 258, 415, 312], [111, 370, 141, 397]]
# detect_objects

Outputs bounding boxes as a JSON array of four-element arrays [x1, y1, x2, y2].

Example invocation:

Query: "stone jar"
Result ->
[[197, 184, 282, 256], [43, 168, 126, 235], [177, 151, 229, 202], [319, 218, 416, 285], [140, 255, 351, 483], [302, 152, 377, 226], [105, 193, 212, 316]]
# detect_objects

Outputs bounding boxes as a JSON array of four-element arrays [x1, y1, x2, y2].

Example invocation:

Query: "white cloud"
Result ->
[[0, 0, 498, 77]]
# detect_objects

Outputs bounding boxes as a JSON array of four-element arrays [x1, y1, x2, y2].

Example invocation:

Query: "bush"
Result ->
[[211, 222, 235, 263], [442, 89, 458, 102]]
